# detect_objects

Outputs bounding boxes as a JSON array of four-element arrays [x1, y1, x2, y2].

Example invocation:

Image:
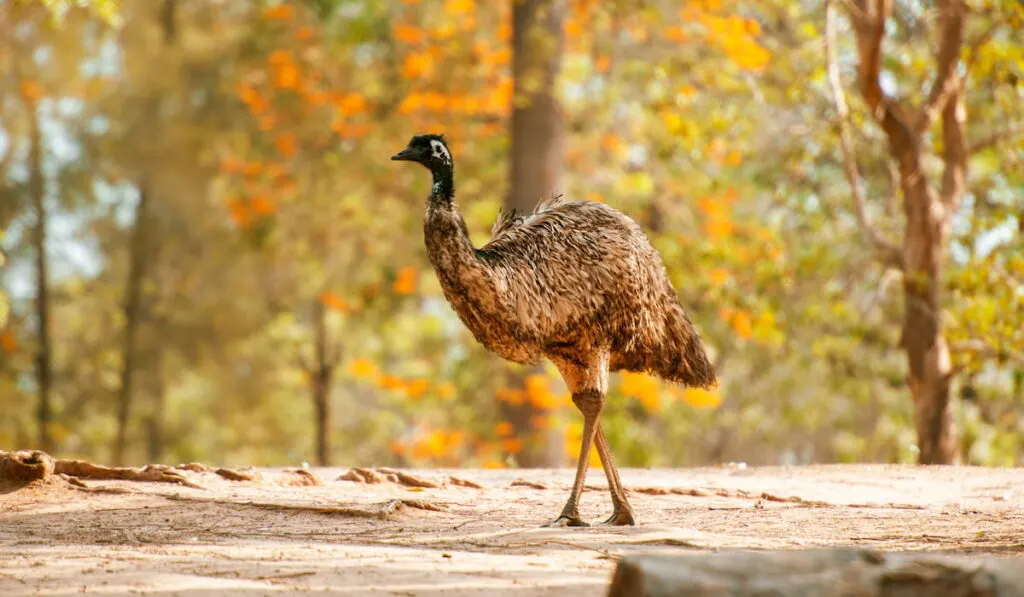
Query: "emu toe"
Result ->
[[543, 515, 591, 528], [598, 509, 636, 527]]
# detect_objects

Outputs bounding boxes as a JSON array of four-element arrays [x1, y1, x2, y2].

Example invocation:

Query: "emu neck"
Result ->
[[423, 159, 500, 322], [429, 163, 454, 208]]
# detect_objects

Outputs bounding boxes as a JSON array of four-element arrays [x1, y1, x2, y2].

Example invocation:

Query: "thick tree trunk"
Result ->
[[28, 99, 53, 453], [113, 181, 150, 466], [508, 0, 565, 213], [609, 549, 1024, 597], [504, 0, 566, 468]]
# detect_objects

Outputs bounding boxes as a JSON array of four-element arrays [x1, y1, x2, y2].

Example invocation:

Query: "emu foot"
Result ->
[[598, 509, 636, 526], [543, 515, 590, 528]]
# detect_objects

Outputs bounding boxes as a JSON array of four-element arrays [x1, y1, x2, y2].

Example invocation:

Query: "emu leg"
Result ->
[[544, 388, 603, 528], [594, 424, 636, 526]]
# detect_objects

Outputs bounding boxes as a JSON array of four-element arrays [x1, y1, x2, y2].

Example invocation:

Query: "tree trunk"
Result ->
[[28, 98, 53, 453], [609, 549, 1024, 597], [840, 0, 967, 464], [146, 353, 167, 463], [312, 298, 334, 466], [901, 181, 957, 465], [504, 0, 566, 467], [113, 1, 177, 466], [113, 181, 150, 465]]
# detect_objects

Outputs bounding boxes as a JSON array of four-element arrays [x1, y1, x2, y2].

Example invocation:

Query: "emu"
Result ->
[[392, 134, 716, 526]]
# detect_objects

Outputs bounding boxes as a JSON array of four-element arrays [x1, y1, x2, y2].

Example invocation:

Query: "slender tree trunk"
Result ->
[[505, 0, 565, 467], [28, 99, 53, 453], [838, 0, 967, 464], [113, 1, 177, 465], [113, 181, 150, 465], [311, 298, 336, 466], [901, 180, 957, 464], [146, 352, 167, 463]]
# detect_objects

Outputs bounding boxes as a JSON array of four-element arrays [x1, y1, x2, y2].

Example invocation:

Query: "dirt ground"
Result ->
[[1, 463, 1022, 596]]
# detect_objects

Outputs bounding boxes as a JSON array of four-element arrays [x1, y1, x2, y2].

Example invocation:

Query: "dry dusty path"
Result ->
[[1, 464, 1022, 595]]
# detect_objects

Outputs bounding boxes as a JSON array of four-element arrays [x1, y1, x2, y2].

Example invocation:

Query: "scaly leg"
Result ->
[[545, 388, 603, 527], [594, 423, 636, 526]]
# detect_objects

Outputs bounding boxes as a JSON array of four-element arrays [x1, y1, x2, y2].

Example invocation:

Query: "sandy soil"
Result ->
[[1, 464, 1022, 596]]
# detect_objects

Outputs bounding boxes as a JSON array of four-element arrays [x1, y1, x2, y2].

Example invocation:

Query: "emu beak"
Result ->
[[391, 147, 415, 161]]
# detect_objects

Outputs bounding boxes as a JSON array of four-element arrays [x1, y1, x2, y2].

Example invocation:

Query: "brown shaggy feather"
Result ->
[[406, 138, 716, 390]]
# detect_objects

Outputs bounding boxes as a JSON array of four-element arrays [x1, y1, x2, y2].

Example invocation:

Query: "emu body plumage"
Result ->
[[393, 134, 716, 526]]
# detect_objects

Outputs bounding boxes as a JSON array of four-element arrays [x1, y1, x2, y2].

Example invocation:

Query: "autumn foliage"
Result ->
[[1, 0, 1021, 469]]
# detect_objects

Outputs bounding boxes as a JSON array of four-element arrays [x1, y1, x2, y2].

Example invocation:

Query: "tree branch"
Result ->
[[964, 19, 1001, 74], [843, 0, 914, 143], [825, 0, 904, 269], [838, 0, 871, 27], [950, 340, 1024, 367], [915, 1, 966, 136], [937, 0, 968, 213], [294, 354, 313, 374], [968, 122, 1024, 154]]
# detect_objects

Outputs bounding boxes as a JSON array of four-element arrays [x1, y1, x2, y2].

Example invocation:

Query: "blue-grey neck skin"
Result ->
[[430, 161, 454, 207]]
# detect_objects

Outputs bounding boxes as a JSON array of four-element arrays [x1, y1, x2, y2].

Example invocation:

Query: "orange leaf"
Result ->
[[348, 358, 378, 379], [497, 21, 512, 41], [228, 199, 251, 227], [263, 4, 294, 20], [333, 92, 367, 115], [423, 91, 447, 111], [250, 195, 275, 216], [595, 55, 612, 73], [702, 218, 735, 240], [680, 387, 722, 409], [600, 134, 622, 153], [394, 24, 425, 44], [496, 387, 525, 406], [274, 133, 299, 158], [664, 25, 687, 43], [495, 421, 514, 437], [401, 51, 435, 79], [563, 18, 581, 39], [709, 268, 730, 286], [731, 310, 753, 339], [0, 329, 16, 353], [404, 378, 431, 400], [270, 52, 300, 88], [295, 25, 317, 41], [501, 438, 524, 454], [242, 161, 263, 177], [398, 92, 424, 114], [444, 0, 474, 16], [378, 374, 405, 390], [393, 266, 418, 295], [19, 80, 44, 101], [318, 291, 349, 312]]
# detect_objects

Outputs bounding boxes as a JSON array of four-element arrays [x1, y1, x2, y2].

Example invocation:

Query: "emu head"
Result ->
[[390, 133, 452, 171]]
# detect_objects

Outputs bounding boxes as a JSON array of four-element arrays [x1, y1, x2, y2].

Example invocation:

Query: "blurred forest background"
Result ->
[[0, 0, 1021, 469]]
